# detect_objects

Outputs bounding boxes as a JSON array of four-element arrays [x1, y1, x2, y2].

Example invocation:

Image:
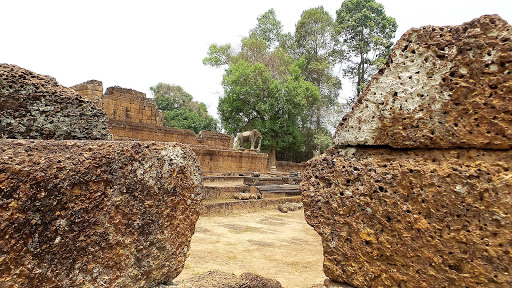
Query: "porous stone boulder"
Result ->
[[335, 15, 512, 149], [303, 14, 512, 288], [0, 64, 109, 140], [303, 147, 512, 287], [0, 140, 203, 287]]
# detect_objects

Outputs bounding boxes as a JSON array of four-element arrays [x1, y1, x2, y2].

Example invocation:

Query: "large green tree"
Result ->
[[295, 6, 342, 131], [249, 8, 283, 49], [218, 59, 319, 164], [336, 0, 397, 99], [150, 83, 218, 133]]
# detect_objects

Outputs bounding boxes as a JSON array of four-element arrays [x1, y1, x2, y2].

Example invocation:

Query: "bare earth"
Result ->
[[174, 209, 326, 288]]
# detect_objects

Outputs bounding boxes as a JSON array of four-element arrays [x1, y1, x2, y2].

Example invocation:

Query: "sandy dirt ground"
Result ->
[[174, 209, 326, 288]]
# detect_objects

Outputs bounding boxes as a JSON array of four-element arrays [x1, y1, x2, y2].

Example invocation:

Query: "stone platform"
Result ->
[[201, 175, 303, 215]]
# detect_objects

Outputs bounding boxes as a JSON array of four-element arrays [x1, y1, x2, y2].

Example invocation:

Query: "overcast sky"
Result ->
[[2, 0, 511, 118]]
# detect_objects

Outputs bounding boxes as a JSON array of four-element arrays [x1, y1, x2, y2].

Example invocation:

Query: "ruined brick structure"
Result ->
[[72, 80, 268, 174], [72, 81, 164, 127], [70, 80, 104, 108]]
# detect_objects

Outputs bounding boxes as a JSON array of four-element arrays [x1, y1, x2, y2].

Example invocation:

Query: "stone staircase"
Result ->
[[200, 174, 302, 215]]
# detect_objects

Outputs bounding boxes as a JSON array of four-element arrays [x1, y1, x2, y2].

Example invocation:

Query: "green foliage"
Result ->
[[202, 43, 233, 67], [151, 83, 218, 134], [204, 3, 399, 162], [162, 109, 218, 134], [313, 129, 334, 154], [295, 6, 342, 130], [336, 0, 397, 98], [151, 83, 193, 111], [218, 60, 319, 161], [295, 6, 336, 57], [249, 9, 283, 49]]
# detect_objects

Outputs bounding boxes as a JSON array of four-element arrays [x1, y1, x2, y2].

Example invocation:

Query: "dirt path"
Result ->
[[175, 209, 326, 288]]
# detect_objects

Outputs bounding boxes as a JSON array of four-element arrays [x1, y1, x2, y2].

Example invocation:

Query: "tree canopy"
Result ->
[[336, 0, 397, 98], [295, 6, 342, 130], [204, 3, 397, 162], [218, 59, 319, 164], [150, 83, 218, 134]]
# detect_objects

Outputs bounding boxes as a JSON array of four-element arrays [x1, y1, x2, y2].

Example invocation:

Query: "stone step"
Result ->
[[202, 185, 250, 200], [200, 196, 302, 216], [249, 185, 301, 197]]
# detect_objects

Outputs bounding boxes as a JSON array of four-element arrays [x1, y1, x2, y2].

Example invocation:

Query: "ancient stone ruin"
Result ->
[[71, 80, 270, 174], [303, 15, 512, 287], [0, 64, 109, 140], [0, 65, 204, 287]]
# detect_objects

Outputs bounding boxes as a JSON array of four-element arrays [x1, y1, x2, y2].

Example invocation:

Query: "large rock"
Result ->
[[334, 15, 512, 149], [303, 147, 512, 287], [0, 140, 203, 287], [0, 64, 109, 140], [304, 14, 512, 288]]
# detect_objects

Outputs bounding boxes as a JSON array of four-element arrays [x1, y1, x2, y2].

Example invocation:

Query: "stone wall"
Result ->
[[71, 81, 234, 150], [103, 86, 163, 126], [70, 80, 103, 108], [302, 15, 512, 288], [71, 81, 268, 174], [194, 148, 268, 174], [109, 120, 233, 149]]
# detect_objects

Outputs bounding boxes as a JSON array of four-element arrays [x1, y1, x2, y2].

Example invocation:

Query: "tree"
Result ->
[[218, 59, 319, 165], [202, 43, 233, 67], [249, 8, 283, 49], [150, 83, 218, 134], [295, 6, 342, 131], [150, 84, 193, 111], [204, 9, 330, 163], [336, 0, 397, 99]]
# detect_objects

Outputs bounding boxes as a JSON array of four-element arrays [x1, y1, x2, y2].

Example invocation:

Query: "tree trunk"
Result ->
[[269, 145, 277, 169], [316, 79, 321, 131], [357, 52, 365, 97], [316, 104, 321, 131]]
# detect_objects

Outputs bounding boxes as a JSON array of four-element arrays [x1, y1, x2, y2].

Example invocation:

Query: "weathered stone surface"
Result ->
[[170, 270, 282, 288], [0, 140, 202, 287], [334, 15, 512, 148], [0, 64, 109, 140], [302, 147, 512, 287]]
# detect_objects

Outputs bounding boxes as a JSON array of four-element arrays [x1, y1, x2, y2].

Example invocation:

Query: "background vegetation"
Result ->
[[154, 0, 397, 163]]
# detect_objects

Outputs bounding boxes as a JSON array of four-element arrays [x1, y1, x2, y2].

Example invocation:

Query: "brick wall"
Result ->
[[108, 121, 233, 149], [71, 80, 103, 108], [72, 80, 269, 174], [193, 148, 268, 174], [102, 86, 163, 126]]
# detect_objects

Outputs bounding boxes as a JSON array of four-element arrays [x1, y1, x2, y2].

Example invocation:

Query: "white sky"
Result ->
[[2, 0, 511, 118]]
